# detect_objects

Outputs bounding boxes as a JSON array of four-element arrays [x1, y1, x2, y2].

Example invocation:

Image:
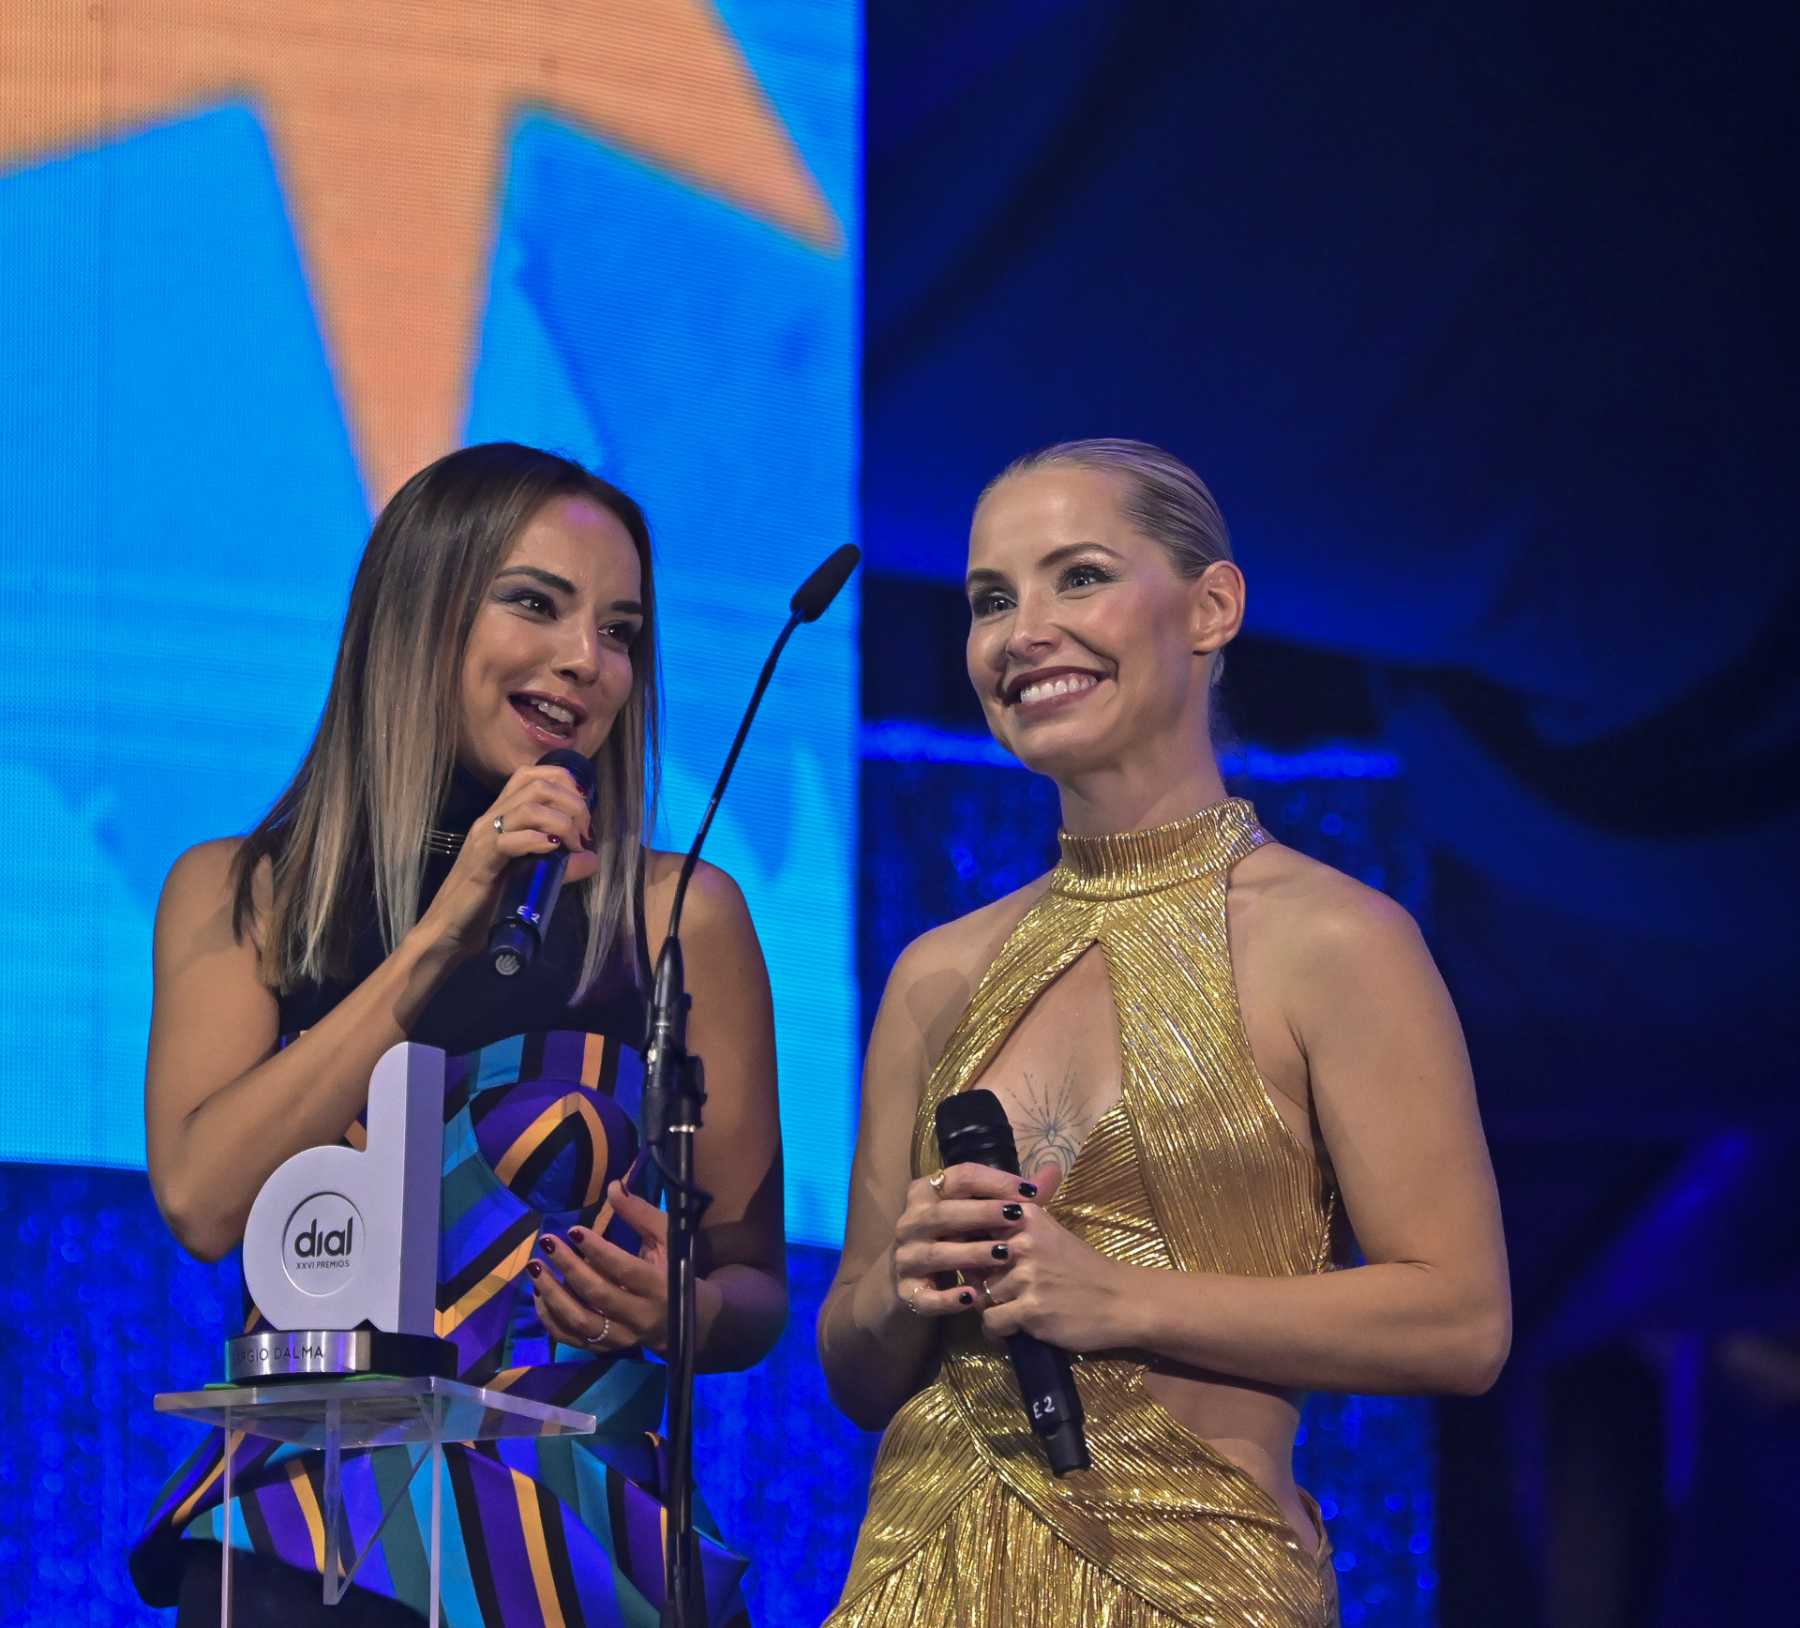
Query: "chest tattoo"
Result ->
[[1013, 1067, 1096, 1185]]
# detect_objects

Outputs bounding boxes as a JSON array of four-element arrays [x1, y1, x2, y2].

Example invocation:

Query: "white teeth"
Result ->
[[1017, 675, 1098, 706], [529, 699, 576, 725]]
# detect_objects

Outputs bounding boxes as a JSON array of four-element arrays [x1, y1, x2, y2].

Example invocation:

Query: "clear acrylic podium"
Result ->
[[156, 1375, 597, 1626]]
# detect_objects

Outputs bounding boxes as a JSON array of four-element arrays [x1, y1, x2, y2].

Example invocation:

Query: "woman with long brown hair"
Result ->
[[131, 442, 783, 1625], [820, 439, 1509, 1627]]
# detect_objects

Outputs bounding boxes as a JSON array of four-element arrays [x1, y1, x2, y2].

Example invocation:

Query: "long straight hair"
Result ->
[[232, 442, 661, 999]]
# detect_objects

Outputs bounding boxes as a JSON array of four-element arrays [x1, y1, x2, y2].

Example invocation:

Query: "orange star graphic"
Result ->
[[0, 1, 840, 505]]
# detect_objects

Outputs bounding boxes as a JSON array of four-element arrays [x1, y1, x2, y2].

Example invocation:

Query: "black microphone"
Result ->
[[487, 748, 598, 977], [790, 544, 860, 622], [935, 1089, 1091, 1477]]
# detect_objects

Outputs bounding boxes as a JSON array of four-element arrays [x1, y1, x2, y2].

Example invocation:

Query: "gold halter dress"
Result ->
[[828, 801, 1343, 1628]]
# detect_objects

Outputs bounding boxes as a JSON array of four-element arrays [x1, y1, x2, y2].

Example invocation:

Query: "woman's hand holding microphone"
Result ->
[[409, 762, 599, 968], [891, 1163, 1134, 1354]]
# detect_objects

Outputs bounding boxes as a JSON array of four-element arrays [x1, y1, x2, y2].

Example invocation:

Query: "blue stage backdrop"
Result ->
[[0, 0, 859, 1622], [0, 0, 859, 1247]]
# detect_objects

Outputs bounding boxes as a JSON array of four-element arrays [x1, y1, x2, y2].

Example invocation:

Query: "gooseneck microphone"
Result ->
[[658, 541, 862, 944], [641, 541, 864, 1198], [642, 541, 860, 1628], [487, 747, 599, 976], [935, 1088, 1092, 1477], [788, 541, 862, 623]]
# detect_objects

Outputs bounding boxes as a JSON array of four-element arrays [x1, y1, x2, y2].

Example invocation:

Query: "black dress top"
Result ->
[[276, 766, 651, 1049]]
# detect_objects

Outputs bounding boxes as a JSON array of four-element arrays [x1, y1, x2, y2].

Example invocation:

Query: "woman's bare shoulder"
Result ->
[[1231, 839, 1428, 973], [879, 873, 1053, 1065], [158, 835, 257, 927], [642, 846, 742, 911], [898, 874, 1049, 976], [639, 847, 759, 967], [153, 835, 272, 979], [164, 833, 245, 887]]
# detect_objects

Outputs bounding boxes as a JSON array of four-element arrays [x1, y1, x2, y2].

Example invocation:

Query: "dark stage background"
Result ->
[[861, 3, 1799, 1624]]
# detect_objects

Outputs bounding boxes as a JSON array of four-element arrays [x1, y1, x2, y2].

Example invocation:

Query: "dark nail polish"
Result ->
[[568, 1227, 587, 1244], [540, 1236, 557, 1255], [1002, 1203, 1023, 1221], [548, 834, 561, 847], [991, 1243, 1009, 1261], [527, 1260, 543, 1280], [1018, 1182, 1038, 1198], [958, 1289, 974, 1305]]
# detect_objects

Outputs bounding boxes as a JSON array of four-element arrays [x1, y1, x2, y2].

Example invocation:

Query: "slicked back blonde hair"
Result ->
[[232, 441, 660, 1001], [982, 436, 1234, 577]]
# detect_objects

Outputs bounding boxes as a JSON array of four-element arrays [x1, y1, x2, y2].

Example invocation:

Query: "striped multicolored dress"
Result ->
[[130, 1024, 750, 1623]]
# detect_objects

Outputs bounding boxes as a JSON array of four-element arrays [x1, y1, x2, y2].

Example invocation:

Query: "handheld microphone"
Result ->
[[487, 748, 598, 977], [935, 1089, 1091, 1477]]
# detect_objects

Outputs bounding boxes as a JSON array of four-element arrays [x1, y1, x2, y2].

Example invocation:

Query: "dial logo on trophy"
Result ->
[[228, 1043, 455, 1381]]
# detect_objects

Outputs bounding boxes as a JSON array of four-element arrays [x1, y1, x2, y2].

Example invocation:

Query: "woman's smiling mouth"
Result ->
[[1004, 668, 1108, 713], [509, 690, 586, 744]]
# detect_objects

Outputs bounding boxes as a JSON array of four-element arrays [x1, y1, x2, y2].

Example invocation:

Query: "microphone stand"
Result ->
[[644, 930, 707, 1628], [642, 546, 856, 1628]]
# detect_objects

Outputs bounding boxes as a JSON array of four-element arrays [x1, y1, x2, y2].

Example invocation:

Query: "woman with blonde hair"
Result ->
[[131, 441, 783, 1626], [821, 438, 1509, 1626]]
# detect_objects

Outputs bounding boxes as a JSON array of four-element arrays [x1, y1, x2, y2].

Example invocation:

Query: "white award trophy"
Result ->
[[225, 1040, 455, 1381], [155, 1040, 597, 1621]]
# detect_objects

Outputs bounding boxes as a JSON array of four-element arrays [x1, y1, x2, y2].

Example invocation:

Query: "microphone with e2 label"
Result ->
[[935, 1088, 1091, 1476]]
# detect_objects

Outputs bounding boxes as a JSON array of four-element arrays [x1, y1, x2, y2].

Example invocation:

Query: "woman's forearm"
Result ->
[[154, 929, 460, 1261], [1114, 1259, 1511, 1397], [818, 1251, 941, 1429]]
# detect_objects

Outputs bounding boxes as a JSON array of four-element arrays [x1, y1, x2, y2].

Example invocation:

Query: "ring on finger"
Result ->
[[587, 1314, 611, 1349], [493, 813, 506, 836], [928, 1171, 945, 1193], [905, 1282, 924, 1317]]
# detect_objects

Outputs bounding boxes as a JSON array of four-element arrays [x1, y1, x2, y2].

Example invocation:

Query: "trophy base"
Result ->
[[225, 1329, 458, 1384]]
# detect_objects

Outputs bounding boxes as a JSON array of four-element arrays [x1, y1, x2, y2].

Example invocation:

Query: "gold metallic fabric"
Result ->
[[829, 801, 1343, 1627]]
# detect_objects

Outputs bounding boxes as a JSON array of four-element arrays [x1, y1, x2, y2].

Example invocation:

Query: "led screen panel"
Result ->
[[0, 0, 859, 1246]]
